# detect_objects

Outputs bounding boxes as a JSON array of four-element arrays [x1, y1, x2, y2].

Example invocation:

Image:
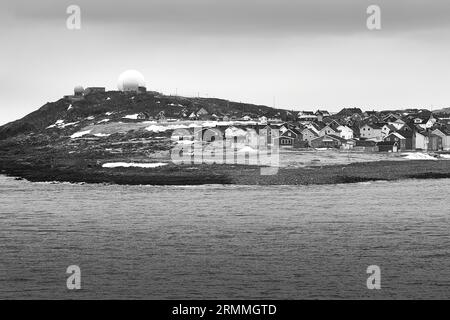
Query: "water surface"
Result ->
[[0, 175, 449, 299]]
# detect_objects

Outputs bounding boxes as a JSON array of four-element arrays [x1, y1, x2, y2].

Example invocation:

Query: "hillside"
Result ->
[[0, 91, 286, 140]]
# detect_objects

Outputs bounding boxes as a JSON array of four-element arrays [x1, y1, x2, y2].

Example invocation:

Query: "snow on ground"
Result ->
[[145, 124, 189, 133], [123, 114, 139, 120], [102, 162, 168, 168], [46, 120, 79, 129], [105, 112, 114, 116], [86, 116, 95, 120], [70, 130, 92, 138], [168, 103, 184, 107], [46, 120, 64, 129], [67, 105, 73, 111], [97, 119, 110, 124], [238, 146, 258, 153], [401, 153, 437, 160], [438, 154, 450, 159], [93, 133, 110, 137], [60, 121, 79, 128]]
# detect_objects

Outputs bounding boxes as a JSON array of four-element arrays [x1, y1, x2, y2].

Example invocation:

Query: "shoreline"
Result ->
[[1, 159, 450, 186]]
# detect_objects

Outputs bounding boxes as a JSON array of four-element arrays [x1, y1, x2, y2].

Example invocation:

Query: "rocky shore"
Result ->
[[1, 154, 450, 185]]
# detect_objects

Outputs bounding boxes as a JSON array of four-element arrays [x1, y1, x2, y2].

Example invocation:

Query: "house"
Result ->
[[301, 128, 319, 146], [310, 135, 344, 149], [273, 128, 305, 148], [432, 127, 450, 150], [383, 132, 407, 151], [336, 125, 354, 140], [259, 125, 280, 146], [297, 111, 317, 122], [225, 126, 247, 146], [419, 131, 443, 151], [382, 113, 402, 123], [428, 134, 443, 151], [138, 86, 147, 94], [315, 110, 331, 122], [414, 131, 429, 150], [381, 124, 397, 139], [377, 141, 399, 152], [258, 116, 268, 124], [203, 127, 224, 143], [396, 130, 414, 150], [417, 114, 437, 129], [136, 112, 149, 120], [327, 120, 342, 130], [318, 124, 338, 137], [360, 123, 383, 141], [196, 108, 209, 116], [384, 115, 406, 130]]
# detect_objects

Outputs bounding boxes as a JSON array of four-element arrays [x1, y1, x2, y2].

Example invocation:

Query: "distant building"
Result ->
[[383, 132, 407, 151], [138, 86, 147, 94], [301, 128, 319, 146], [273, 128, 304, 148], [84, 87, 106, 95], [318, 124, 338, 137], [297, 111, 317, 122], [377, 141, 399, 152], [336, 125, 354, 140], [360, 123, 383, 141], [310, 135, 344, 149], [432, 128, 450, 150]]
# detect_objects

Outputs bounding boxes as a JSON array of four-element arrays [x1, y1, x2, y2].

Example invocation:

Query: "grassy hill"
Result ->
[[0, 91, 287, 140]]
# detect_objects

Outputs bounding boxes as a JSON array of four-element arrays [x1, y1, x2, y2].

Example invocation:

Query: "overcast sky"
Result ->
[[1, 0, 450, 124]]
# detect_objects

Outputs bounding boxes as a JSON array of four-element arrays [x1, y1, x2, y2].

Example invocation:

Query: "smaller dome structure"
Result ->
[[74, 86, 85, 96]]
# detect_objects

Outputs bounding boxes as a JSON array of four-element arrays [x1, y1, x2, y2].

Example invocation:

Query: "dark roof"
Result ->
[[434, 127, 450, 135], [362, 123, 383, 129], [385, 124, 398, 131], [396, 130, 413, 138]]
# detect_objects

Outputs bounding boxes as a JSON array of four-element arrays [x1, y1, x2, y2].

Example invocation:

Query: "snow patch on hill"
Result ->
[[70, 130, 92, 138], [102, 162, 168, 168]]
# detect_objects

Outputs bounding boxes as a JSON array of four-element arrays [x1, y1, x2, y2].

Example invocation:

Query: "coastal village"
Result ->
[[62, 83, 450, 155], [2, 76, 450, 185]]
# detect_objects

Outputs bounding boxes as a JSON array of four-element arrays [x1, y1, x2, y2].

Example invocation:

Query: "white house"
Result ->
[[432, 128, 450, 151], [336, 125, 354, 140], [414, 131, 429, 150], [360, 123, 383, 141]]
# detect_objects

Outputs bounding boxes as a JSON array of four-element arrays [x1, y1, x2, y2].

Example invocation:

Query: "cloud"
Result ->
[[6, 0, 450, 36]]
